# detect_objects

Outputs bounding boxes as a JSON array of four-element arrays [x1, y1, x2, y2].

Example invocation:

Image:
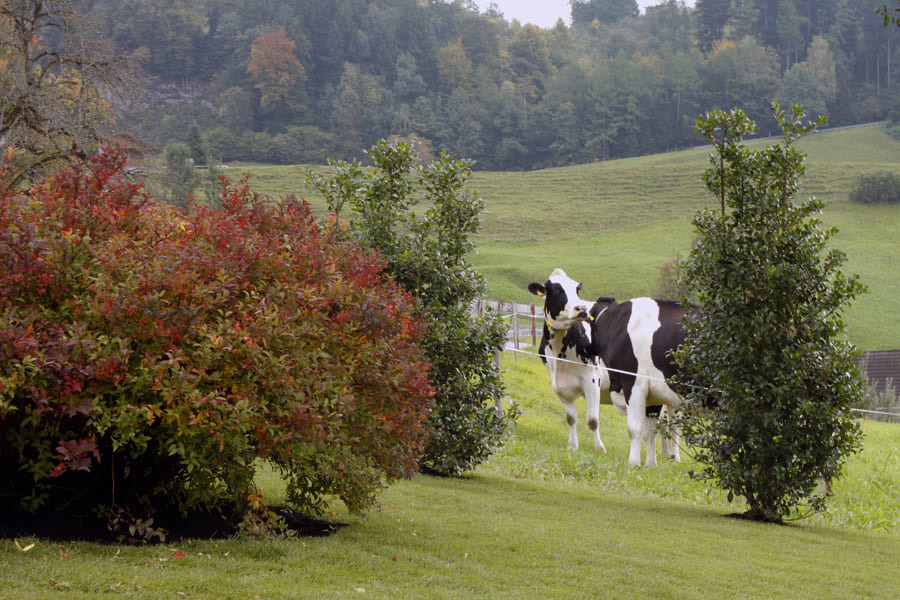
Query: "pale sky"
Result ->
[[482, 1, 696, 29]]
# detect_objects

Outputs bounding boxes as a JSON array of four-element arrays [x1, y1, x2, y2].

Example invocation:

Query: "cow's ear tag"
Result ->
[[537, 290, 545, 297]]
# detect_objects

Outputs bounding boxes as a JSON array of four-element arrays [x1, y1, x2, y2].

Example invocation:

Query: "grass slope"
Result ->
[[243, 124, 900, 350], [2, 354, 898, 600], [3, 473, 896, 599]]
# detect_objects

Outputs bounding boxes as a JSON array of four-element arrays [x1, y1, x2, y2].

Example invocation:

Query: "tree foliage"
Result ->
[[673, 104, 866, 523], [247, 27, 305, 110], [71, 0, 899, 171], [878, 2, 900, 27], [0, 148, 433, 540], [310, 138, 516, 476]]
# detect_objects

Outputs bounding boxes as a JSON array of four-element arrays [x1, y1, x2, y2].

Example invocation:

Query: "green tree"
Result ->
[[806, 36, 838, 104], [506, 24, 553, 117], [94, 0, 204, 79], [727, 0, 760, 43], [702, 37, 782, 126], [776, 63, 827, 118], [393, 52, 428, 103], [330, 62, 391, 156], [216, 87, 255, 131], [570, 0, 638, 27], [674, 104, 866, 523], [644, 0, 695, 55], [775, 0, 805, 68], [161, 142, 201, 208], [310, 139, 517, 476]]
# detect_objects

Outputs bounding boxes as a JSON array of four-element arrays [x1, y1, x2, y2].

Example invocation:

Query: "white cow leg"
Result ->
[[665, 422, 682, 463], [564, 401, 579, 450], [660, 435, 679, 463], [585, 388, 606, 452], [642, 416, 658, 469], [625, 399, 645, 467], [657, 406, 681, 463]]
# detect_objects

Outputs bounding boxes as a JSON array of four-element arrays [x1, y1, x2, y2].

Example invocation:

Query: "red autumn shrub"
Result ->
[[0, 150, 433, 539]]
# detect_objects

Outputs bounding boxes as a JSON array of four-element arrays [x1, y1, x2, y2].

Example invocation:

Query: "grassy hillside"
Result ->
[[242, 124, 900, 350]]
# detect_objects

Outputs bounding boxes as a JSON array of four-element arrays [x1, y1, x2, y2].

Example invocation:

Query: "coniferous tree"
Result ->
[[694, 0, 732, 53]]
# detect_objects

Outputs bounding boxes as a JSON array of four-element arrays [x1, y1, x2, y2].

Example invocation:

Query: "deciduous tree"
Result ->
[[878, 2, 900, 27], [0, 0, 135, 184], [247, 27, 305, 110], [806, 36, 838, 103], [437, 39, 473, 93]]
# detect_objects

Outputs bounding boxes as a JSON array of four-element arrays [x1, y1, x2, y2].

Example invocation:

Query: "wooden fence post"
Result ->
[[494, 300, 503, 371], [531, 303, 536, 346], [512, 306, 519, 361]]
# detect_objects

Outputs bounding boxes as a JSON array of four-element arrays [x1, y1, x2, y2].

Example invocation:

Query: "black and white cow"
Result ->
[[590, 292, 685, 468], [529, 269, 680, 466], [528, 270, 607, 451]]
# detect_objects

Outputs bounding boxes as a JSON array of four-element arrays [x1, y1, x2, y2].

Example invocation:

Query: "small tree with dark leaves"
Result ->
[[311, 139, 516, 476], [673, 104, 866, 523]]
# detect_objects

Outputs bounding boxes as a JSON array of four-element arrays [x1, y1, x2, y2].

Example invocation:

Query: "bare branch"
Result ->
[[0, 0, 143, 181]]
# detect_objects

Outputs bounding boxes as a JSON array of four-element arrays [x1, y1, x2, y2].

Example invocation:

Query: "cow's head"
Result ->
[[528, 269, 592, 331]]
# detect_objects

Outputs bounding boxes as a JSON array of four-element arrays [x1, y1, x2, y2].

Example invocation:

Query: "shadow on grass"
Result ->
[[0, 505, 345, 543]]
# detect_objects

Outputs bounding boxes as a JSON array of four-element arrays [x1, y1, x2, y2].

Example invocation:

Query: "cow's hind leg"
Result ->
[[625, 394, 646, 468], [641, 416, 658, 469], [660, 407, 681, 463]]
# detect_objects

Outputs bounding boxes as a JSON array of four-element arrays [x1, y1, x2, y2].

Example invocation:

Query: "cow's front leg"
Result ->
[[563, 400, 579, 450], [585, 382, 606, 452]]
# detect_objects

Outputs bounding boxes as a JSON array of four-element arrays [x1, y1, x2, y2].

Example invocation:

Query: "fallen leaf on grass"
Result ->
[[48, 578, 70, 591], [15, 539, 36, 552]]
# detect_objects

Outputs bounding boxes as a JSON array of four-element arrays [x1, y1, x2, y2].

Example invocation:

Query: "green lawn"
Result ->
[[2, 353, 898, 599]]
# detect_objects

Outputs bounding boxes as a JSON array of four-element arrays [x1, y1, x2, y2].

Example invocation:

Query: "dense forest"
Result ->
[[85, 0, 900, 170]]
